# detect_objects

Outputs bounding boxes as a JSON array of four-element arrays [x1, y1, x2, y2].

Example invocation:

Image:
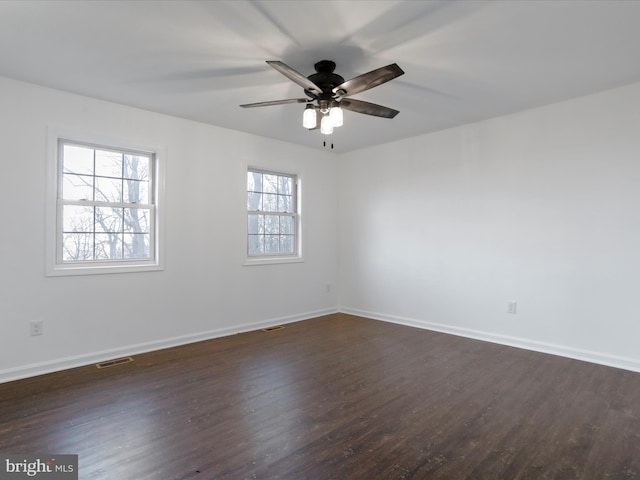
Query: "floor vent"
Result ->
[[96, 357, 134, 369], [262, 325, 285, 332]]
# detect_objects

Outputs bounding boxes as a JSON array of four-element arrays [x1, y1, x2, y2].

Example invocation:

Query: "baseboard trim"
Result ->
[[0, 307, 339, 384], [340, 306, 640, 374], [6, 305, 638, 383]]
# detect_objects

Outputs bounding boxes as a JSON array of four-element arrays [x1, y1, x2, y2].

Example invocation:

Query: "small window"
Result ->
[[47, 137, 163, 275], [247, 168, 299, 259]]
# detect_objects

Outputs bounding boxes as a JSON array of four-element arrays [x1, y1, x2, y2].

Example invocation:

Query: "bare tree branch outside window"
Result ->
[[247, 169, 296, 257], [59, 142, 153, 263]]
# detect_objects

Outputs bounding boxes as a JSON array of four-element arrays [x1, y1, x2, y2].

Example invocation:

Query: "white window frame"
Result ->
[[244, 166, 303, 266], [45, 128, 165, 276]]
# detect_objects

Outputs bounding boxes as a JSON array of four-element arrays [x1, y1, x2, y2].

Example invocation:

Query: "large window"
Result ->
[[247, 168, 298, 258], [47, 136, 163, 275]]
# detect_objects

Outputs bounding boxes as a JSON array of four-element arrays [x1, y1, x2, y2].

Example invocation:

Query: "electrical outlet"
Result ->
[[30, 320, 43, 336], [507, 301, 517, 314]]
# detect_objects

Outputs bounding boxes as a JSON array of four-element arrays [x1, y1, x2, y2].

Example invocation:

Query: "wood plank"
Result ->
[[1, 313, 639, 479]]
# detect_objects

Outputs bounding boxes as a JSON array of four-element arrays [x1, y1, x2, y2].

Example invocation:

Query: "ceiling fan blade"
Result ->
[[340, 98, 400, 118], [266, 61, 323, 96], [333, 63, 404, 98], [240, 98, 309, 108]]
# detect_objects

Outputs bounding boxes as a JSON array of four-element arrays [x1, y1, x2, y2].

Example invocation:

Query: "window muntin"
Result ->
[[247, 169, 297, 257], [58, 140, 155, 264]]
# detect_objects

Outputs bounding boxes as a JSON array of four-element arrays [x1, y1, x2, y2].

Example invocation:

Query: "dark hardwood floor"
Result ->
[[1, 313, 639, 479]]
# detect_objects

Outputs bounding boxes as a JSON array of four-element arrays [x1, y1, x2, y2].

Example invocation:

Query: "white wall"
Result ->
[[3, 74, 640, 383], [339, 81, 640, 372], [0, 76, 339, 382]]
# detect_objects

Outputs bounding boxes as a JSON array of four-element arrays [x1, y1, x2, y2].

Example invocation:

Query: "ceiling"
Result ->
[[1, 0, 640, 153]]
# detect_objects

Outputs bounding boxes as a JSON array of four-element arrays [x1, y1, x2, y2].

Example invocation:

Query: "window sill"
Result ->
[[243, 256, 304, 267], [46, 262, 164, 277]]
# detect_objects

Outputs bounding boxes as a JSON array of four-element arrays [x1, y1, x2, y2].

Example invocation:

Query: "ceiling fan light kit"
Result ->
[[302, 104, 317, 129], [320, 114, 334, 135], [240, 59, 404, 142], [329, 105, 343, 127]]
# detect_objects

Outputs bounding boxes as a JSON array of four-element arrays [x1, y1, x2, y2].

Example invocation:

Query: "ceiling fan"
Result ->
[[240, 60, 404, 135]]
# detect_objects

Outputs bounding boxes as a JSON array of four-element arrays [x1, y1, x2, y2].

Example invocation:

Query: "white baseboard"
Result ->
[[340, 306, 640, 374], [5, 305, 638, 384], [0, 307, 339, 384]]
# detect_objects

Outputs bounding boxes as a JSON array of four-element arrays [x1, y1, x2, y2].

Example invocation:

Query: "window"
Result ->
[[247, 168, 299, 259], [47, 136, 163, 275]]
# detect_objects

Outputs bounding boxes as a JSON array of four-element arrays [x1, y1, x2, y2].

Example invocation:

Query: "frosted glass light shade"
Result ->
[[302, 105, 317, 129], [320, 115, 333, 135], [329, 106, 343, 127]]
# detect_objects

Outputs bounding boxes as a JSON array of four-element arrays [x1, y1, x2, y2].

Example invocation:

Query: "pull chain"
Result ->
[[322, 133, 335, 149]]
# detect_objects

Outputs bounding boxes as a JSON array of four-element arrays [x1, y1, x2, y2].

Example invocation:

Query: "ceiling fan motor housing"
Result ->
[[305, 60, 344, 100]]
